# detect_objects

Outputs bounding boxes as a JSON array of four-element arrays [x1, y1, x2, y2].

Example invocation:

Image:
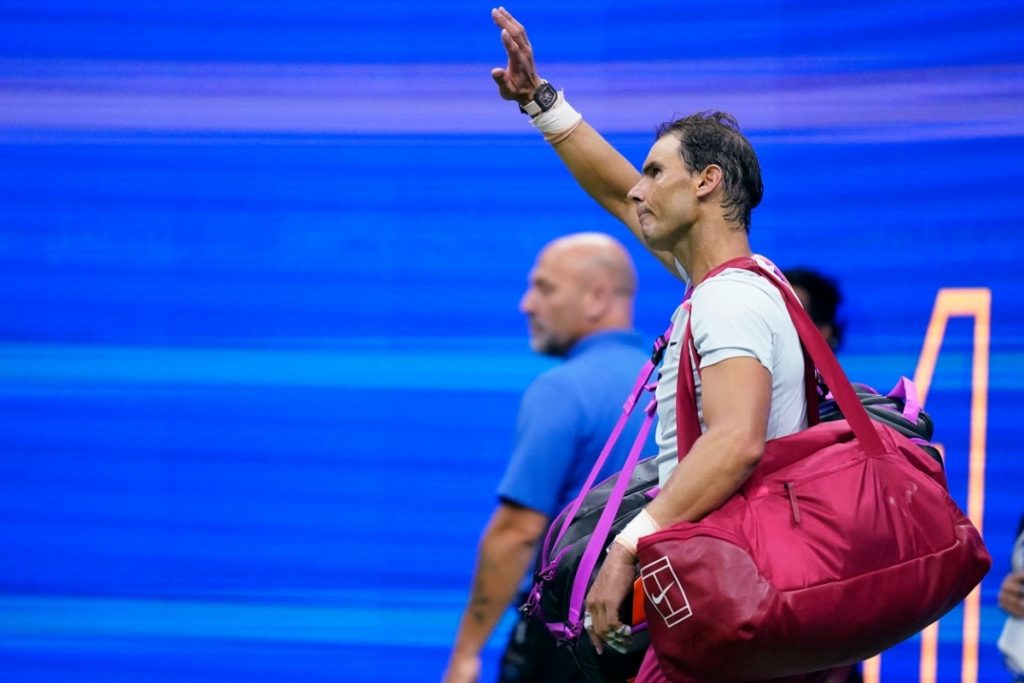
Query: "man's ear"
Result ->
[[695, 164, 724, 198], [583, 281, 612, 321]]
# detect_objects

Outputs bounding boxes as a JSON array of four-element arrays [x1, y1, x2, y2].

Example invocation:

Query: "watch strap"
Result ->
[[519, 81, 558, 116]]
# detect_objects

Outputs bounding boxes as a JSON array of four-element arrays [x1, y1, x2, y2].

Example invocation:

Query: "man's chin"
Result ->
[[641, 227, 671, 252], [530, 336, 568, 358], [639, 224, 661, 247]]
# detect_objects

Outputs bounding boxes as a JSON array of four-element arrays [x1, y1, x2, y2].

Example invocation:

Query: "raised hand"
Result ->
[[490, 7, 543, 104]]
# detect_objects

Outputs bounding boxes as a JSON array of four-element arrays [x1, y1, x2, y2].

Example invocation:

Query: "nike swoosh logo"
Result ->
[[649, 583, 672, 606]]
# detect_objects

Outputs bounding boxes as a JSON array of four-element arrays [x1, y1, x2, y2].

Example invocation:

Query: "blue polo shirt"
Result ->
[[497, 330, 658, 519]]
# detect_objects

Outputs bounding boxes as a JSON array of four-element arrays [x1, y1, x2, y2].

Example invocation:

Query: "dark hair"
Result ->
[[784, 267, 845, 350], [655, 111, 764, 231]]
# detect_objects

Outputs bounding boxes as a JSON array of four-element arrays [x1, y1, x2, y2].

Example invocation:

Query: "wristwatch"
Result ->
[[519, 81, 558, 117]]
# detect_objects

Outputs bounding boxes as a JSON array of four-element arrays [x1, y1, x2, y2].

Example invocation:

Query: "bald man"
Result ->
[[443, 233, 657, 683]]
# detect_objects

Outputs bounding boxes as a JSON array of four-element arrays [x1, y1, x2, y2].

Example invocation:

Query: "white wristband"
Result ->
[[613, 509, 661, 559], [529, 91, 582, 135]]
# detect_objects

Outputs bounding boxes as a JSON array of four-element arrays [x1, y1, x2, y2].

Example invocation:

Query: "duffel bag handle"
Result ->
[[676, 257, 885, 458]]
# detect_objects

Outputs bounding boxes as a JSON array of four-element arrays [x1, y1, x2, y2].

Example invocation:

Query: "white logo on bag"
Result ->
[[649, 582, 673, 606], [640, 556, 692, 628]]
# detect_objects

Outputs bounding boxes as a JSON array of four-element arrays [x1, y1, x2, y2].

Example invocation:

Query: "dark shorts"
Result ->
[[499, 609, 584, 683]]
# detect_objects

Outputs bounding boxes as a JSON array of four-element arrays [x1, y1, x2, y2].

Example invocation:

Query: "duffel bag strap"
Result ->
[[565, 392, 659, 633], [887, 376, 923, 423], [535, 323, 671, 637], [538, 326, 670, 572], [675, 257, 822, 457], [751, 260, 886, 455], [679, 257, 885, 457]]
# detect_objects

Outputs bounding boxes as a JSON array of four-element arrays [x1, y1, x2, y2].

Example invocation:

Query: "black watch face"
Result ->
[[535, 83, 557, 110]]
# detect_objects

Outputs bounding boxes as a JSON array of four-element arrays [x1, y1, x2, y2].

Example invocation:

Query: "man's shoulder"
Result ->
[[563, 332, 648, 371], [696, 266, 775, 296], [692, 267, 786, 316], [533, 333, 646, 390], [689, 266, 796, 350], [524, 362, 584, 405], [529, 362, 575, 391], [572, 330, 646, 356]]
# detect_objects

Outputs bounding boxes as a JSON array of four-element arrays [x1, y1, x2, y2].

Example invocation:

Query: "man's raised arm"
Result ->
[[490, 7, 678, 276]]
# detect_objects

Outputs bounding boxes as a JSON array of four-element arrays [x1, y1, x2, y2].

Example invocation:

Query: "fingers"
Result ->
[[584, 546, 636, 656], [584, 601, 603, 653], [493, 7, 531, 53], [490, 68, 518, 101], [587, 623, 604, 654], [497, 7, 527, 38], [489, 6, 541, 103], [501, 28, 537, 87], [500, 29, 521, 54], [999, 573, 1024, 618], [584, 601, 623, 656], [491, 7, 522, 33]]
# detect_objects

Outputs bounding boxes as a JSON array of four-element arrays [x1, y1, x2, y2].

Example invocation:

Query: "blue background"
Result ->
[[0, 1, 1022, 681]]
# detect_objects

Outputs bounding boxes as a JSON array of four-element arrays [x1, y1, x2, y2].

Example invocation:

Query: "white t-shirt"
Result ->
[[654, 255, 808, 485]]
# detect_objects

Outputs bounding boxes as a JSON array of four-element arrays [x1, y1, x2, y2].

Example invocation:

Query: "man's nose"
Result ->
[[627, 177, 646, 204], [519, 289, 534, 314]]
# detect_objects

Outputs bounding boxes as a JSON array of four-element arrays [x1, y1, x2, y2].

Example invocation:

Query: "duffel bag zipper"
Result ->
[[784, 482, 801, 525]]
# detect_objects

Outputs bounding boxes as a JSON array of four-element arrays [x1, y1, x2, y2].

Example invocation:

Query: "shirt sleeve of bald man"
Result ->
[[498, 373, 582, 517]]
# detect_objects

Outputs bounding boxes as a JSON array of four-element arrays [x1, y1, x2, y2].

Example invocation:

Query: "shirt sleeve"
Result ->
[[690, 276, 778, 372], [496, 372, 581, 518]]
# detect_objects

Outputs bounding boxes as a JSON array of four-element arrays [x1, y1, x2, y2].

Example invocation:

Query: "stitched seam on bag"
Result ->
[[779, 530, 962, 593], [761, 448, 941, 493], [760, 456, 864, 490]]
